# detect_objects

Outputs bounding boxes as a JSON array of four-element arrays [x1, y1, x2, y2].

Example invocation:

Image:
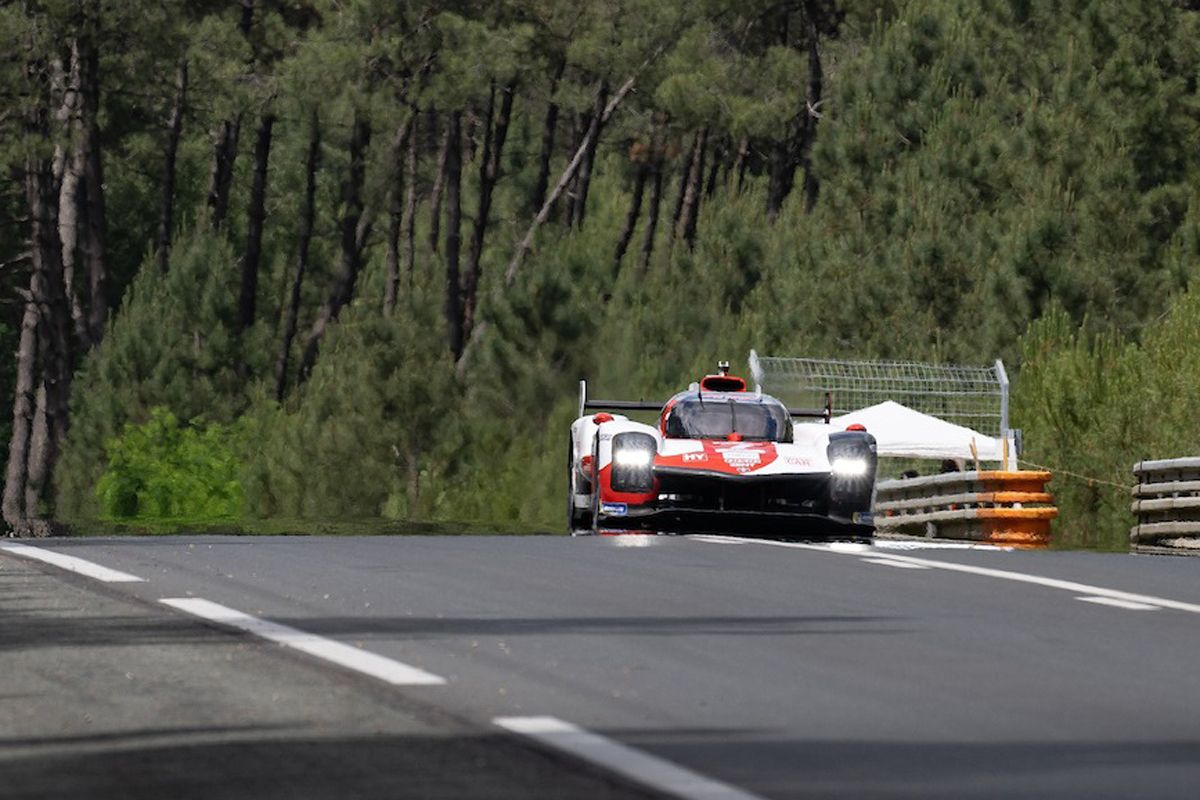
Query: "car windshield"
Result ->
[[664, 399, 791, 442]]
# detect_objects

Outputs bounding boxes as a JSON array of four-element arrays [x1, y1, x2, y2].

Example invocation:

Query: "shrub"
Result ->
[[96, 407, 243, 521]]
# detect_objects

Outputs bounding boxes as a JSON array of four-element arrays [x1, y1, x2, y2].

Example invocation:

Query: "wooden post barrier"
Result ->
[[874, 470, 1056, 547], [1131, 458, 1200, 551]]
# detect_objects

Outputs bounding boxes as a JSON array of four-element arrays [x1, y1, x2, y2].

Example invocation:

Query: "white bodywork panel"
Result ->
[[568, 414, 838, 512]]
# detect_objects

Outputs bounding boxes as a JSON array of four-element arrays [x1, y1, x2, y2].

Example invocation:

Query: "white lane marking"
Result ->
[[853, 552, 1200, 615], [861, 558, 930, 569], [876, 540, 1012, 552], [0, 542, 145, 583], [1076, 596, 1160, 611], [686, 535, 749, 546], [691, 537, 1200, 616], [494, 716, 766, 800], [160, 598, 445, 686]]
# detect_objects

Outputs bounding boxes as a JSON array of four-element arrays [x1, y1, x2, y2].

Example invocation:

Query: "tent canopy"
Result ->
[[826, 400, 1005, 461]]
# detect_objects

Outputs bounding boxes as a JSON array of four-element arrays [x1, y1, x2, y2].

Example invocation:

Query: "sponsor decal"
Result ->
[[601, 502, 628, 516], [714, 443, 764, 473], [784, 456, 814, 466], [682, 452, 708, 463]]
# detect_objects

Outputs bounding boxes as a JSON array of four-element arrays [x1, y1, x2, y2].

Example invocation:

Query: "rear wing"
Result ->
[[578, 380, 662, 417], [577, 380, 831, 423]]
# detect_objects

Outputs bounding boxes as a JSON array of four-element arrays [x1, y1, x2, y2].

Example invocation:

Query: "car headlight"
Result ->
[[614, 448, 654, 469], [610, 432, 657, 494], [831, 457, 869, 478], [826, 431, 878, 513]]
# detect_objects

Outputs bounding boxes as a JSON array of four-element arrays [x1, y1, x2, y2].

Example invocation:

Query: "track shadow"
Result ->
[[0, 611, 246, 652], [270, 613, 910, 640], [1, 727, 664, 800], [0, 608, 908, 652], [616, 730, 1200, 799]]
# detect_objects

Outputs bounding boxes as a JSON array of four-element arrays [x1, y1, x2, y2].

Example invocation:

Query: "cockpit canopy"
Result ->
[[663, 396, 793, 442]]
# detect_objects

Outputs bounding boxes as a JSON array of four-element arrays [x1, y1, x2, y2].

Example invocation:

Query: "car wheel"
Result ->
[[567, 436, 592, 534], [590, 436, 603, 534]]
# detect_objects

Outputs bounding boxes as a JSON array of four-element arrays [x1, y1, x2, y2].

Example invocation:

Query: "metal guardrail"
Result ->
[[875, 471, 1057, 547], [1131, 458, 1200, 551]]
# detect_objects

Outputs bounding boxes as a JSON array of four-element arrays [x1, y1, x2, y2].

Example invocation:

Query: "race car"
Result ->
[[567, 362, 878, 540]]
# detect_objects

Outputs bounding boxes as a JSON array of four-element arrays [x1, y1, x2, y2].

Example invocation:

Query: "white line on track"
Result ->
[[0, 542, 145, 583], [875, 540, 1013, 552], [160, 597, 446, 686], [688, 536, 1200, 615], [1076, 596, 1160, 611], [861, 557, 930, 569], [494, 716, 766, 800]]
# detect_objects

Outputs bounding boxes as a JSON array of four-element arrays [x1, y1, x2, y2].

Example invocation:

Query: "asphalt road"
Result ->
[[4, 533, 1200, 799]]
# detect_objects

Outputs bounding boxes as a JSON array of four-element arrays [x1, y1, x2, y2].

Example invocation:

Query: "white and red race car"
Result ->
[[568, 363, 878, 539]]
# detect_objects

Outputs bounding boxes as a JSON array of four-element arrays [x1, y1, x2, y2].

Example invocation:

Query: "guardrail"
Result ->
[[1131, 458, 1200, 551], [874, 470, 1056, 547]]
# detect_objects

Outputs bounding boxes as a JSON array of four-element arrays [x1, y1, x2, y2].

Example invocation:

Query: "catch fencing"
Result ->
[[1131, 458, 1200, 552], [748, 350, 1010, 441]]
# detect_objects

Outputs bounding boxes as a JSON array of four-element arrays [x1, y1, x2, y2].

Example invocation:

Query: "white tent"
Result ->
[[827, 400, 1006, 462]]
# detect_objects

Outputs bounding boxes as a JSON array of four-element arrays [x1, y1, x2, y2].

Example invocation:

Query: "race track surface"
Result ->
[[3, 533, 1200, 799]]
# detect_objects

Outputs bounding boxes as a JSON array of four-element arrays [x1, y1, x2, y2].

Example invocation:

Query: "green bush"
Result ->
[[96, 407, 243, 521]]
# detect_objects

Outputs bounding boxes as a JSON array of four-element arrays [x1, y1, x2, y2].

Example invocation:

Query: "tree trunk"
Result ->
[[384, 114, 415, 315], [207, 115, 241, 230], [442, 111, 464, 359], [403, 111, 420, 290], [530, 56, 565, 213], [677, 126, 708, 249], [298, 112, 370, 384], [240, 0, 255, 35], [766, 136, 796, 221], [239, 112, 274, 333], [462, 82, 514, 341], [427, 115, 448, 254], [56, 42, 89, 347], [613, 162, 648, 268], [800, 3, 824, 213], [573, 82, 608, 230], [733, 135, 750, 191], [639, 157, 664, 270], [463, 111, 479, 164], [705, 136, 724, 198], [79, 27, 108, 347], [505, 75, 636, 285], [156, 59, 187, 273], [563, 113, 583, 228], [670, 131, 699, 237], [2, 294, 39, 529], [23, 385, 48, 517], [27, 157, 71, 507], [274, 112, 320, 401]]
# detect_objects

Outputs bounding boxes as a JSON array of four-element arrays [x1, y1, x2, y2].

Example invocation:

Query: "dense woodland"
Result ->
[[2, 0, 1200, 547]]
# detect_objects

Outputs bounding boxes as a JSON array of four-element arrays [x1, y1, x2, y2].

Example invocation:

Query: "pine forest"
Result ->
[[3, 0, 1200, 548]]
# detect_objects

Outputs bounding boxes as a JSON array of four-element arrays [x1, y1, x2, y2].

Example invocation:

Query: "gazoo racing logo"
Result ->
[[709, 442, 774, 474]]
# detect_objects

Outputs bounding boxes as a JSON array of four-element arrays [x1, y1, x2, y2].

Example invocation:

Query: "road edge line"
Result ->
[[0, 542, 145, 583], [160, 597, 446, 686], [494, 715, 767, 800]]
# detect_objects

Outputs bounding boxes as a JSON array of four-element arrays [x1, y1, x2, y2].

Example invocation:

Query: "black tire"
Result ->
[[567, 436, 591, 533], [590, 436, 603, 534]]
